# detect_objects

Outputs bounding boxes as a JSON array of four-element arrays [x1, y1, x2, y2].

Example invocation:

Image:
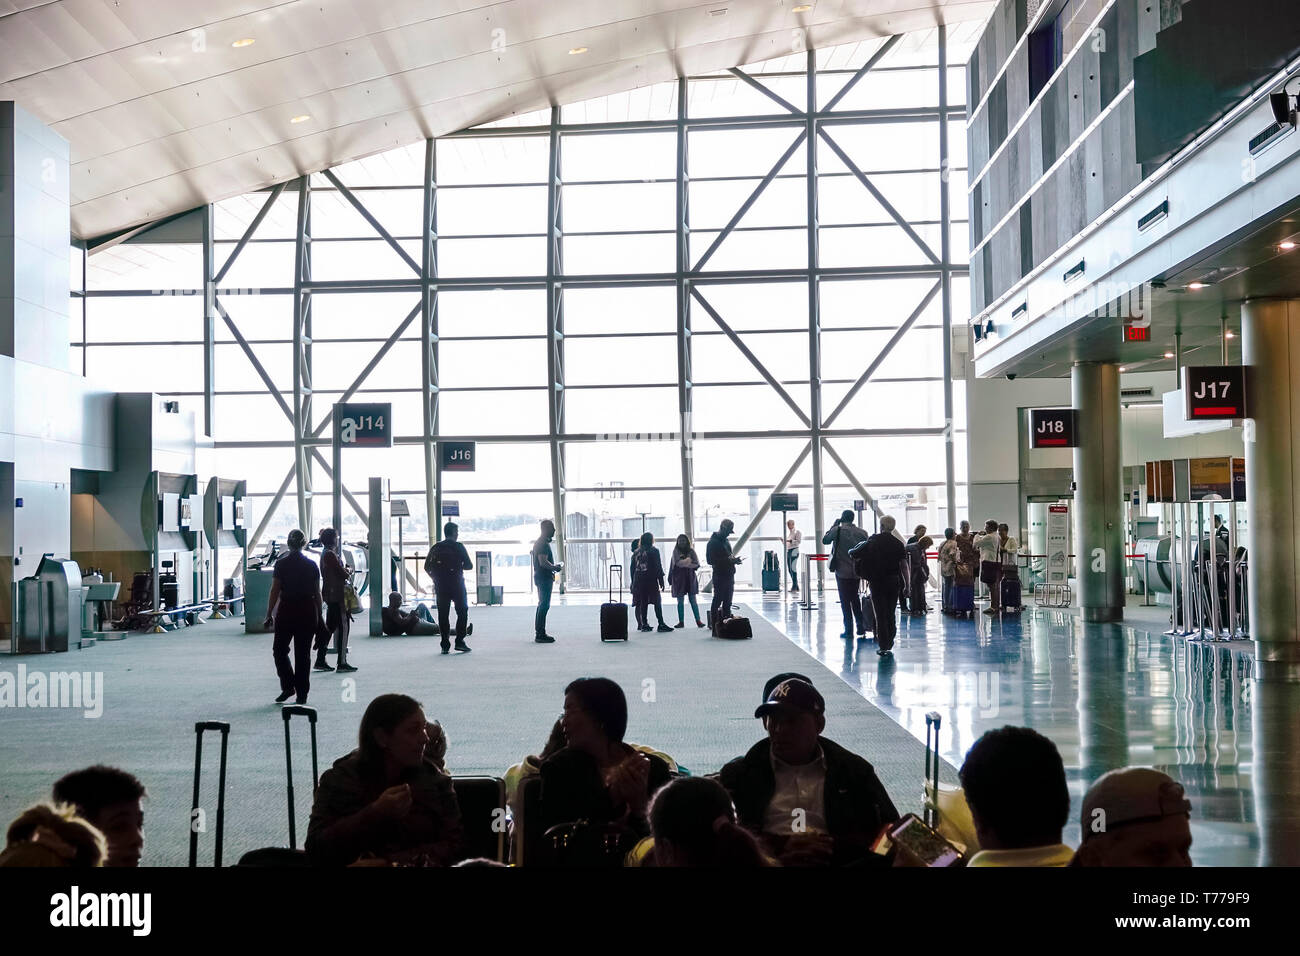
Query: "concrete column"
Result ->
[[1242, 299, 1300, 681], [1071, 362, 1125, 622]]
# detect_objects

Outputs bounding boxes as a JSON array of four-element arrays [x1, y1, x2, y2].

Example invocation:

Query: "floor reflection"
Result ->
[[753, 591, 1261, 866]]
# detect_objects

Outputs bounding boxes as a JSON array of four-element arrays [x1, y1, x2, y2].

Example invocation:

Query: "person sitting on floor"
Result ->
[[306, 694, 463, 866], [960, 726, 1073, 867], [718, 678, 899, 866], [51, 765, 146, 868], [380, 591, 441, 637], [1071, 767, 1193, 867], [649, 776, 773, 867]]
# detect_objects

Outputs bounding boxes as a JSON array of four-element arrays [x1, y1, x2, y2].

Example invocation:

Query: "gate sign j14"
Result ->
[[336, 403, 392, 448]]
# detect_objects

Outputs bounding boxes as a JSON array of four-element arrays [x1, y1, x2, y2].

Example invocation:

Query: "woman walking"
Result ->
[[317, 527, 356, 673], [668, 534, 706, 629]]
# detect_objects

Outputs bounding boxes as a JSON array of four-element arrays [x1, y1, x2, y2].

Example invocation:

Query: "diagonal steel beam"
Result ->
[[822, 35, 902, 113], [309, 300, 422, 438], [215, 298, 295, 422], [321, 168, 421, 276], [821, 439, 881, 518], [692, 130, 807, 272], [247, 464, 297, 553], [823, 278, 941, 428], [310, 447, 369, 526], [727, 67, 801, 115], [731, 441, 814, 554], [817, 127, 940, 265], [691, 287, 811, 427], [214, 182, 287, 285]]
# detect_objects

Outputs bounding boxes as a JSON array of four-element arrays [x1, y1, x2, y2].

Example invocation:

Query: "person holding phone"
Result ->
[[531, 519, 563, 644], [706, 519, 742, 631]]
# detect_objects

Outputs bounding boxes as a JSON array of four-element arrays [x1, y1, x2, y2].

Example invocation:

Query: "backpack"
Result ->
[[633, 548, 652, 578], [849, 536, 875, 580]]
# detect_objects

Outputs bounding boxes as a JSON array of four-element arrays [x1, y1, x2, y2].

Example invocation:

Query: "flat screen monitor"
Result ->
[[161, 492, 181, 533], [221, 495, 236, 531]]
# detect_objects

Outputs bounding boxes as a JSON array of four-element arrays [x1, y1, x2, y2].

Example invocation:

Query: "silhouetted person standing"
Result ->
[[425, 522, 474, 654], [822, 510, 869, 639], [706, 519, 742, 631], [264, 528, 322, 704], [857, 516, 908, 657], [532, 519, 562, 643]]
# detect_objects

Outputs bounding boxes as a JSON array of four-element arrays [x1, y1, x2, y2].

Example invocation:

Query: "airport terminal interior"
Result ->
[[1, 0, 1298, 874]]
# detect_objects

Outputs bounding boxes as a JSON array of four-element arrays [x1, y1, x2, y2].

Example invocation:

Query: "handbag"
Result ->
[[343, 583, 361, 614]]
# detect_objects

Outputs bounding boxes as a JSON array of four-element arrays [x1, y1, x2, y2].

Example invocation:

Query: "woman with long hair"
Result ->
[[306, 694, 462, 866], [631, 532, 672, 633], [316, 527, 355, 673], [668, 534, 705, 628]]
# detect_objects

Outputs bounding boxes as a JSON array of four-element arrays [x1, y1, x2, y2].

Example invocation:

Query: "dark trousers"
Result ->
[[535, 576, 553, 637], [273, 599, 315, 700], [787, 549, 799, 589], [836, 575, 866, 636], [711, 573, 735, 625], [435, 578, 469, 647], [633, 585, 665, 628], [867, 577, 900, 651]]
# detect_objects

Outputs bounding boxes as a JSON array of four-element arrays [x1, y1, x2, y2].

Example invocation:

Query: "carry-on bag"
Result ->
[[761, 569, 780, 591], [189, 720, 230, 867], [600, 564, 629, 642], [860, 586, 876, 632], [717, 616, 752, 639], [282, 705, 319, 849], [923, 711, 979, 854], [949, 584, 976, 618], [999, 574, 1023, 613]]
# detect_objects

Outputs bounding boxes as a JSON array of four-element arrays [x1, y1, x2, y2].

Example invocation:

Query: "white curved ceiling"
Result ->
[[0, 0, 992, 239]]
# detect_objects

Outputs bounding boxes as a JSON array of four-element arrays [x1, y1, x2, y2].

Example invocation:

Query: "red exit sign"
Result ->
[[1123, 323, 1151, 343]]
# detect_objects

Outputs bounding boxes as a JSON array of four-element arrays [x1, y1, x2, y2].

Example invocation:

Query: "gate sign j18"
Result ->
[[1183, 366, 1246, 420], [336, 403, 392, 447], [1030, 408, 1079, 448]]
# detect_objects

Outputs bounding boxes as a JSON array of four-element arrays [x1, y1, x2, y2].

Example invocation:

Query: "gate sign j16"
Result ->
[[1030, 408, 1079, 448], [1183, 366, 1246, 420], [336, 403, 392, 448]]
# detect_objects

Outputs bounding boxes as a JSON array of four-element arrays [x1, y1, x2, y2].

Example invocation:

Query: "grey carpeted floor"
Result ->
[[0, 604, 941, 865]]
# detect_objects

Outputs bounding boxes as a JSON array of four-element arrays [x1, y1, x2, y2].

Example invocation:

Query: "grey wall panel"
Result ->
[[1081, 44, 1102, 125], [1006, 44, 1031, 122], [1066, 55, 1086, 144], [1084, 129, 1105, 223]]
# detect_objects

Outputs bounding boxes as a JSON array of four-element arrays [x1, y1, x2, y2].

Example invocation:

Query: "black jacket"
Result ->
[[538, 745, 673, 838], [631, 545, 665, 591], [854, 532, 908, 584], [718, 736, 899, 863], [705, 531, 736, 577]]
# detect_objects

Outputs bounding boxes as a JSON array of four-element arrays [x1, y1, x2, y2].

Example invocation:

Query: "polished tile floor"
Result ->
[[748, 586, 1264, 866]]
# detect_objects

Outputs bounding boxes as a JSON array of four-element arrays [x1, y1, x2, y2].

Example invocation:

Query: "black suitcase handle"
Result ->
[[924, 712, 941, 828], [190, 720, 231, 868], [282, 706, 319, 849], [608, 564, 623, 604]]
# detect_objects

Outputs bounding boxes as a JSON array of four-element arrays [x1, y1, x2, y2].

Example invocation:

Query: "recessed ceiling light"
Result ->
[[568, 46, 588, 55], [290, 114, 311, 124], [1224, 331, 1236, 339], [1164, 352, 1175, 358], [1187, 281, 1206, 290], [1281, 240, 1297, 251], [1119, 366, 1127, 372], [793, 3, 814, 11], [231, 38, 255, 48]]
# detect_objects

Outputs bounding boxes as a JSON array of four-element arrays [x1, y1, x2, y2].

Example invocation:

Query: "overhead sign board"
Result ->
[[439, 441, 476, 472], [442, 500, 460, 517], [1232, 458, 1246, 502], [390, 499, 410, 517], [770, 492, 799, 512], [1183, 366, 1246, 420], [1030, 408, 1079, 448], [335, 402, 392, 447], [1189, 457, 1232, 500]]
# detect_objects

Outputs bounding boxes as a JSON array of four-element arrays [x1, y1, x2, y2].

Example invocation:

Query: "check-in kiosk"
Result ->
[[203, 479, 247, 619], [141, 471, 201, 631], [14, 558, 82, 653]]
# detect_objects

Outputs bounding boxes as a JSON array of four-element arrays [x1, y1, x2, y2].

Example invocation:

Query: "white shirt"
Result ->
[[999, 536, 1019, 565], [764, 746, 828, 836], [785, 528, 802, 551], [975, 533, 1000, 562]]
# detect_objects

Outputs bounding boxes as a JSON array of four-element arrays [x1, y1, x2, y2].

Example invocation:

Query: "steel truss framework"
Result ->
[[80, 32, 968, 591]]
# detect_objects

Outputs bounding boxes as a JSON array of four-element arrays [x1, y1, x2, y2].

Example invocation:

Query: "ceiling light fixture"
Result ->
[[1281, 240, 1297, 251], [568, 46, 588, 55], [1187, 281, 1206, 290], [1164, 352, 1175, 358], [1119, 366, 1128, 372], [1224, 331, 1236, 339], [231, 38, 255, 48], [793, 3, 814, 11], [290, 114, 311, 124]]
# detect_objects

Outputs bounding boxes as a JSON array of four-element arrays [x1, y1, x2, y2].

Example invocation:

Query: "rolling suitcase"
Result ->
[[282, 705, 320, 850], [761, 569, 780, 591], [600, 564, 629, 642], [949, 584, 975, 619], [189, 720, 230, 867], [999, 573, 1023, 613]]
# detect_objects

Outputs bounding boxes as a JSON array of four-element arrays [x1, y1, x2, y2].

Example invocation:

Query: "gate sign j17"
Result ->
[[1183, 366, 1246, 420], [1030, 408, 1079, 448], [336, 403, 392, 447]]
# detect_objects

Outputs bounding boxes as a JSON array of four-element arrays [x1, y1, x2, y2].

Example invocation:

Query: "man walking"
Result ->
[[857, 516, 908, 657], [706, 518, 742, 631], [822, 510, 870, 640], [425, 521, 474, 654], [531, 519, 562, 643]]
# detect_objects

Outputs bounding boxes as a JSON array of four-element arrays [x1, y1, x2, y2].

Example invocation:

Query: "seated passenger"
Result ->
[[306, 694, 462, 866], [380, 592, 440, 637], [1071, 767, 1193, 867], [0, 802, 106, 867], [649, 776, 772, 867], [960, 726, 1073, 867], [538, 678, 673, 839], [718, 678, 899, 866], [51, 765, 146, 868]]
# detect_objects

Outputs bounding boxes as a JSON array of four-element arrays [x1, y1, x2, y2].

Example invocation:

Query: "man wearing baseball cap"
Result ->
[[717, 678, 899, 866], [1071, 767, 1193, 867]]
